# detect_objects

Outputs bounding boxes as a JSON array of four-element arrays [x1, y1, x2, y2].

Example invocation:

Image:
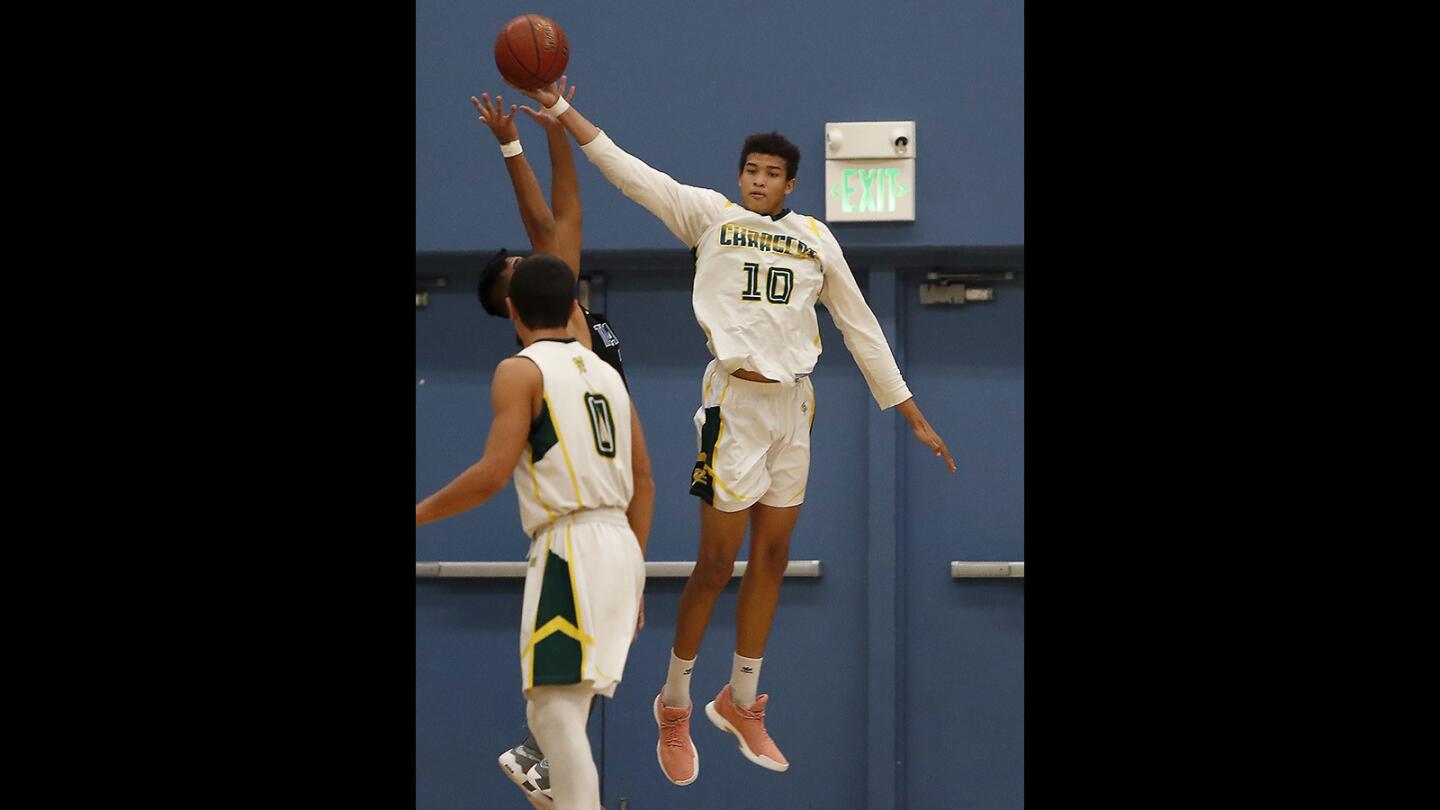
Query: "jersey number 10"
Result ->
[[741, 262, 794, 304]]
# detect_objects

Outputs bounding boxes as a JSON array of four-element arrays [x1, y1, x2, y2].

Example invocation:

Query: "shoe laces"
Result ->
[[659, 712, 689, 748], [732, 698, 775, 745]]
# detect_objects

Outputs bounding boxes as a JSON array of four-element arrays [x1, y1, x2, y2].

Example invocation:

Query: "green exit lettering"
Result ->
[[832, 168, 907, 214]]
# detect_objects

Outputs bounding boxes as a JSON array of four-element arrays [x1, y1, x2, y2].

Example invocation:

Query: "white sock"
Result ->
[[527, 684, 601, 810], [661, 649, 696, 709], [730, 654, 763, 708]]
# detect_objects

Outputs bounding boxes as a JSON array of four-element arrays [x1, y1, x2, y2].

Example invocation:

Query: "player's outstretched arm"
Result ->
[[509, 76, 726, 248], [416, 358, 540, 527], [472, 92, 559, 255], [509, 76, 600, 146], [895, 398, 957, 473], [519, 77, 583, 279]]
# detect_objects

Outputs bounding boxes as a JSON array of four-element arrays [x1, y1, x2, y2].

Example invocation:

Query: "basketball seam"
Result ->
[[502, 34, 538, 85], [526, 14, 543, 82]]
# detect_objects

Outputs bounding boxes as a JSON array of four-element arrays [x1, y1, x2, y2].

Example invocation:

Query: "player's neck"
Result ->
[[743, 201, 785, 217], [517, 326, 572, 347]]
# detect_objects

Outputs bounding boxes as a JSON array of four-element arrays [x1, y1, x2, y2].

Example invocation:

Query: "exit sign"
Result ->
[[825, 159, 915, 222]]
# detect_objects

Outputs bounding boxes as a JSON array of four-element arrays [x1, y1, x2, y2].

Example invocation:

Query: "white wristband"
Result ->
[[544, 96, 570, 117], [499, 140, 523, 158]]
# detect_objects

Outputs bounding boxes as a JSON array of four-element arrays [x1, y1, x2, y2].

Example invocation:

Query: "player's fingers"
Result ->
[[566, 85, 576, 101], [938, 443, 957, 472]]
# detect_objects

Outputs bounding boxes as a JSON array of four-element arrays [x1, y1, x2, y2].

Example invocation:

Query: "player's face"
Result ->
[[738, 154, 796, 215]]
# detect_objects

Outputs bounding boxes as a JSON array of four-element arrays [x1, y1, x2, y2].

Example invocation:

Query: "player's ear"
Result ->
[[506, 297, 519, 322], [783, 177, 797, 196]]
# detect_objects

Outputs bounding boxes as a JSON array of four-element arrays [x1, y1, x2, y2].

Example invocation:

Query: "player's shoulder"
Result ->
[[785, 209, 838, 242], [493, 354, 543, 397], [805, 211, 836, 235], [705, 193, 740, 216], [497, 353, 543, 378]]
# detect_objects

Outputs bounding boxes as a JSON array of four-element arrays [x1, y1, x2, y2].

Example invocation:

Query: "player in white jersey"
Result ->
[[509, 76, 955, 784], [474, 83, 648, 810], [417, 255, 655, 810]]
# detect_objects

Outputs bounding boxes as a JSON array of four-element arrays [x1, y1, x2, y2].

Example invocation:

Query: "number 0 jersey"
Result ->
[[513, 338, 634, 537], [579, 130, 912, 410]]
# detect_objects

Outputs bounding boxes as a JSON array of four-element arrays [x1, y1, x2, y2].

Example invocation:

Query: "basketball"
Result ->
[[494, 14, 570, 90]]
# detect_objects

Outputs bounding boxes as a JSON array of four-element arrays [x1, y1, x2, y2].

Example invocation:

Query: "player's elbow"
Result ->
[[631, 452, 654, 491], [633, 471, 655, 500], [467, 460, 509, 502], [531, 222, 559, 253]]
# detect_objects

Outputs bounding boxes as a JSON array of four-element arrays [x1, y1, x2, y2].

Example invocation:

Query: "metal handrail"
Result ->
[[951, 561, 1025, 578], [416, 559, 823, 579]]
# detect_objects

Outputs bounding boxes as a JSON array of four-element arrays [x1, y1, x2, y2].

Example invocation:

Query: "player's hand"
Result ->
[[471, 92, 520, 144], [519, 78, 575, 133], [896, 398, 957, 473], [504, 74, 567, 108]]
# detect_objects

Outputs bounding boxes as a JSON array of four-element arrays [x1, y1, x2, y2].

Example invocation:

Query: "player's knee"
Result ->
[[748, 538, 791, 575], [690, 556, 735, 591]]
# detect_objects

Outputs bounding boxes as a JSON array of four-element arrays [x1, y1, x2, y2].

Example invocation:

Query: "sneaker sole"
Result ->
[[497, 752, 554, 810], [704, 700, 789, 772], [653, 694, 700, 786]]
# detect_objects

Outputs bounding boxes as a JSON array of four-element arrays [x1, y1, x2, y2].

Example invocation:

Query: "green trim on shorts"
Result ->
[[532, 549, 582, 686], [689, 405, 722, 505]]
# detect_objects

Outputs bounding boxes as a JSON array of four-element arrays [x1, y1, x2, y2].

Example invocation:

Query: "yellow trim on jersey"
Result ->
[[807, 216, 820, 238], [545, 393, 586, 509], [723, 201, 735, 209], [566, 527, 588, 678]]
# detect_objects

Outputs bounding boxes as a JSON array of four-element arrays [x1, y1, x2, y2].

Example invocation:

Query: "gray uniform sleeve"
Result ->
[[814, 218, 913, 410], [579, 131, 731, 247]]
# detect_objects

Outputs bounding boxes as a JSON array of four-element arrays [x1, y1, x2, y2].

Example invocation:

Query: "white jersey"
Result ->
[[513, 339, 634, 537], [580, 131, 912, 410]]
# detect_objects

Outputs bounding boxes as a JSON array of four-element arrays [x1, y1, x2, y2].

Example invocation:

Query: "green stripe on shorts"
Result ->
[[689, 405, 722, 505], [532, 549, 582, 686]]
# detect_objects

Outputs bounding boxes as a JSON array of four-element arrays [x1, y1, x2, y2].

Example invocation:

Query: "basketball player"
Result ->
[[473, 82, 628, 386], [508, 76, 956, 786], [417, 255, 652, 810], [472, 85, 651, 809]]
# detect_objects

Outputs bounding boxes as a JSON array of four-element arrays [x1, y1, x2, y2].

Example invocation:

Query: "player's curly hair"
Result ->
[[738, 132, 800, 181]]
